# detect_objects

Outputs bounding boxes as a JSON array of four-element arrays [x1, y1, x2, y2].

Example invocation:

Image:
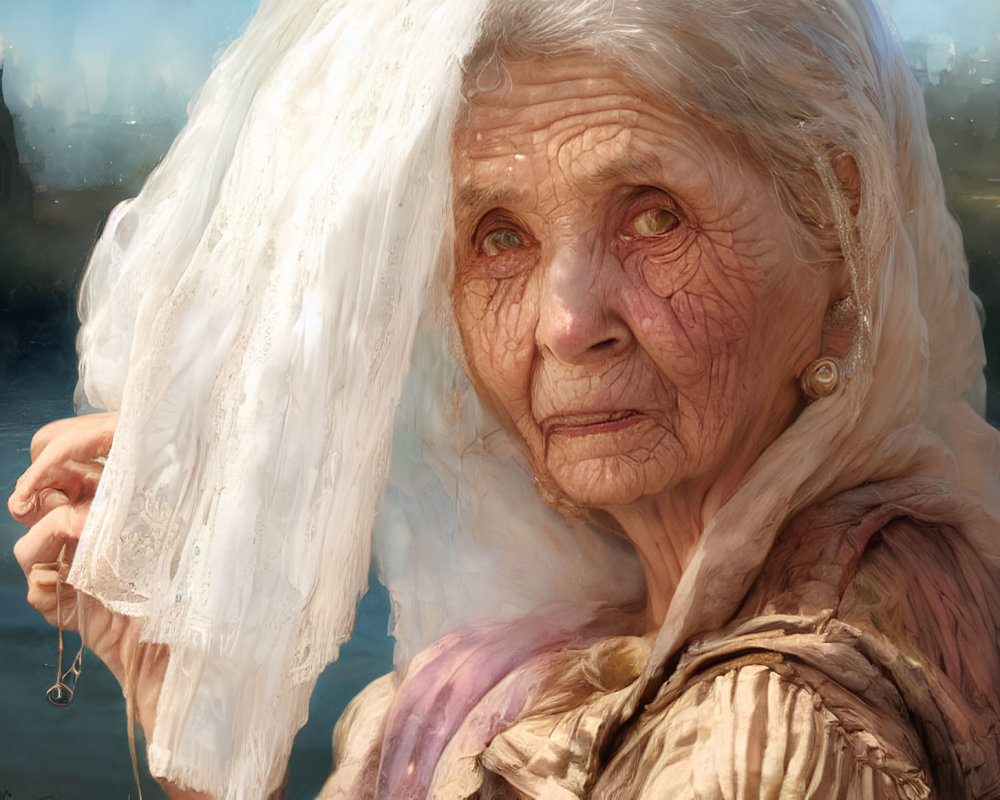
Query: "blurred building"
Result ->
[[903, 37, 956, 87], [0, 66, 34, 221]]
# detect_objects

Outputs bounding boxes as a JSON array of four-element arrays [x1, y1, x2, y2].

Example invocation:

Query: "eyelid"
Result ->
[[621, 187, 686, 237], [471, 209, 531, 249], [628, 186, 683, 215]]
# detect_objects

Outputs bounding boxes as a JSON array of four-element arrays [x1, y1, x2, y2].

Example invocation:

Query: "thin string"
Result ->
[[45, 544, 85, 707], [125, 649, 145, 800]]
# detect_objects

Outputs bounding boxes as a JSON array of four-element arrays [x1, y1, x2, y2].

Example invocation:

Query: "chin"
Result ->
[[546, 455, 670, 509]]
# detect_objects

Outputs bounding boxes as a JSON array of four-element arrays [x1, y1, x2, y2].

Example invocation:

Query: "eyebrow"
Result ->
[[453, 184, 531, 219], [582, 149, 666, 187], [453, 148, 669, 219]]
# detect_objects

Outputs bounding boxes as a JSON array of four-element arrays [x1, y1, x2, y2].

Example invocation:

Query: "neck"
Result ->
[[605, 479, 733, 629]]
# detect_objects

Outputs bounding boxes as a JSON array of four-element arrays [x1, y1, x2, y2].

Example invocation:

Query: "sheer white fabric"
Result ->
[[71, 0, 494, 793], [67, 0, 999, 796]]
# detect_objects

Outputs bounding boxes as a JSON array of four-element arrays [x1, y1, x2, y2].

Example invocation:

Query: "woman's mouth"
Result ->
[[543, 410, 642, 436]]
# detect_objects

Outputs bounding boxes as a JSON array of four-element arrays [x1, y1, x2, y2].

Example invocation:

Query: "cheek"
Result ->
[[455, 274, 537, 411], [623, 235, 758, 386], [618, 230, 700, 299]]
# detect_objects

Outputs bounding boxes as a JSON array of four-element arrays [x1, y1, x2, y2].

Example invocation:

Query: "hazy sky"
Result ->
[[1, 0, 258, 121], [0, 0, 997, 186], [4, 0, 998, 118], [882, 0, 1000, 47]]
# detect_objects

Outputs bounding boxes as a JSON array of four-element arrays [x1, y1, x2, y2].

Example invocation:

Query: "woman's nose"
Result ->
[[535, 245, 632, 363]]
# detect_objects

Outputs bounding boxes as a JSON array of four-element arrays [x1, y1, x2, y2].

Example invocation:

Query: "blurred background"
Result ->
[[0, 0, 998, 797]]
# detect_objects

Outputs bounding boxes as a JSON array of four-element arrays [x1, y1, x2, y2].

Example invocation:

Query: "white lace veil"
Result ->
[[68, 0, 998, 796]]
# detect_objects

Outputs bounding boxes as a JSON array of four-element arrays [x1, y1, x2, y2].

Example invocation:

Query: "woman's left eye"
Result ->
[[632, 207, 679, 237], [481, 228, 524, 256]]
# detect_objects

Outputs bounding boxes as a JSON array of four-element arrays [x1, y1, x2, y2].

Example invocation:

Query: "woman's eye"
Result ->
[[632, 207, 679, 237], [481, 228, 524, 256]]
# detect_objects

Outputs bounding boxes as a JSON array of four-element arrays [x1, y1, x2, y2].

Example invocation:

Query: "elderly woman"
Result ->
[[9, 0, 1000, 797]]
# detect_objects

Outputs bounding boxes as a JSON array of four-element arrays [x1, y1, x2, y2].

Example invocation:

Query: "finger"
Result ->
[[6, 488, 74, 532], [10, 414, 115, 523], [13, 500, 90, 580], [37, 488, 71, 516], [28, 411, 116, 469], [26, 567, 78, 628], [29, 417, 82, 461], [27, 412, 115, 460], [76, 595, 135, 682], [10, 463, 102, 526]]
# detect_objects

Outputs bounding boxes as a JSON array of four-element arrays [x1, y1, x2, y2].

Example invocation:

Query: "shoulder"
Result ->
[[743, 481, 1000, 749], [318, 672, 396, 800], [843, 514, 1000, 694], [841, 516, 1000, 796], [596, 656, 931, 799]]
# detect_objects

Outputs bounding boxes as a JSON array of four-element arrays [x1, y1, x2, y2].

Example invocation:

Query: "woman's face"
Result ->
[[452, 56, 838, 515]]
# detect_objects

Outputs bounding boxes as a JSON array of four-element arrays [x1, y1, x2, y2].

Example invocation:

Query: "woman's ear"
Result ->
[[831, 150, 861, 216], [816, 148, 860, 360], [820, 295, 856, 361]]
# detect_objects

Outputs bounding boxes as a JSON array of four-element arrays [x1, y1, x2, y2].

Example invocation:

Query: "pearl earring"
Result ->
[[799, 357, 841, 400]]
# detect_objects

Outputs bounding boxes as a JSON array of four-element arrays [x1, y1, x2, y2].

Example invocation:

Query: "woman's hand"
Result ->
[[8, 413, 166, 728], [10, 413, 115, 629]]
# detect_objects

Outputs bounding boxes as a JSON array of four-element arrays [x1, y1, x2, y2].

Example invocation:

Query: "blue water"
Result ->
[[0, 346, 395, 799]]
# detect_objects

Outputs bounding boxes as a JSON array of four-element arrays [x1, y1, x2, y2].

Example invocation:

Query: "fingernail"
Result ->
[[9, 498, 32, 517], [39, 489, 70, 512]]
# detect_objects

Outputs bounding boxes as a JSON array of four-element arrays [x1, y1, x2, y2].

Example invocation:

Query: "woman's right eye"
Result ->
[[481, 228, 524, 256], [631, 206, 680, 237], [463, 211, 537, 278]]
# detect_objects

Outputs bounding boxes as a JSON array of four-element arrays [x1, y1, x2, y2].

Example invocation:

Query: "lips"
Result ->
[[542, 409, 642, 436]]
